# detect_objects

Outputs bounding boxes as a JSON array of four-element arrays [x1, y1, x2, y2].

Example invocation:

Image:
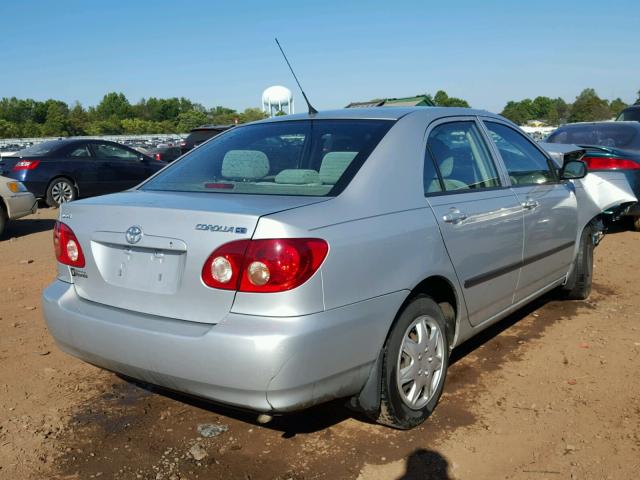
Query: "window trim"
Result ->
[[422, 116, 510, 197], [479, 118, 561, 186]]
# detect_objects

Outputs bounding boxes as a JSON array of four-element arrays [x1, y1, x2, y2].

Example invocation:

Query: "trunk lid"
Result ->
[[61, 190, 328, 323]]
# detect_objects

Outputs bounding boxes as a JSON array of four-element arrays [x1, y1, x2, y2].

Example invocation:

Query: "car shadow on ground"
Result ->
[[122, 290, 561, 438], [1, 216, 55, 240]]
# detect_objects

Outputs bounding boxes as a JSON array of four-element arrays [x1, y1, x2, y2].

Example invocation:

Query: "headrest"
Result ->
[[275, 169, 320, 185], [221, 150, 269, 180], [439, 156, 454, 177], [319, 151, 358, 185]]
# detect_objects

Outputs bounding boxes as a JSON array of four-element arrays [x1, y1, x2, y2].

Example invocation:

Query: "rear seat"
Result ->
[[319, 151, 358, 185]]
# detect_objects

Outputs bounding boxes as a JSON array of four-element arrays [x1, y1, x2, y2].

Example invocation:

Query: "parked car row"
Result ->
[[41, 106, 636, 430], [0, 124, 234, 213]]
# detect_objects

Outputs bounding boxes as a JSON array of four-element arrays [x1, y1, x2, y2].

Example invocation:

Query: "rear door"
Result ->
[[90, 141, 150, 193], [482, 120, 578, 301], [425, 118, 524, 326]]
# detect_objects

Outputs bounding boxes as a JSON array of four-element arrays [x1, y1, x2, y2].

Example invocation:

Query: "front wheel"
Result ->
[[632, 217, 640, 232], [46, 178, 76, 208], [561, 226, 594, 300], [376, 295, 449, 429], [0, 204, 6, 238]]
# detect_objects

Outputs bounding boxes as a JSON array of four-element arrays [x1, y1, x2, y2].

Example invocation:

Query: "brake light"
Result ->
[[202, 238, 329, 293], [53, 221, 85, 268], [582, 156, 640, 170], [154, 153, 162, 161], [13, 160, 40, 171]]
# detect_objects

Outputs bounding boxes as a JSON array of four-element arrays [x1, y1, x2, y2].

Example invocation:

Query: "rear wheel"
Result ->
[[46, 178, 76, 208], [562, 226, 594, 300], [376, 295, 449, 429], [633, 217, 640, 232]]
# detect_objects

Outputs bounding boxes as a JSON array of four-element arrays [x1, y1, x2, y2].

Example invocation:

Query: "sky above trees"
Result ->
[[0, 0, 637, 113]]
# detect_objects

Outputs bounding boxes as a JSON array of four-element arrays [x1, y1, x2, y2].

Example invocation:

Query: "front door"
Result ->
[[90, 142, 149, 193], [482, 120, 578, 301], [425, 119, 524, 327]]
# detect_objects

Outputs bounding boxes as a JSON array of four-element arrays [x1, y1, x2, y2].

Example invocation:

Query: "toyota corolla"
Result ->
[[43, 107, 612, 428]]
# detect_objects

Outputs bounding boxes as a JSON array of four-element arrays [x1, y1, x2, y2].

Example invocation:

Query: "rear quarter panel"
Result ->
[[245, 110, 469, 345]]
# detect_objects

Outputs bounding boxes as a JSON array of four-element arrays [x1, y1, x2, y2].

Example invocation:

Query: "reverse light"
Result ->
[[582, 156, 640, 170], [13, 160, 40, 171], [53, 221, 85, 268], [201, 238, 329, 293]]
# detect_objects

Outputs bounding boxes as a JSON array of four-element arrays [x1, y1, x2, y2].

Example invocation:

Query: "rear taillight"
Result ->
[[154, 153, 162, 161], [53, 221, 85, 268], [13, 160, 40, 171], [582, 156, 640, 170], [202, 238, 329, 293]]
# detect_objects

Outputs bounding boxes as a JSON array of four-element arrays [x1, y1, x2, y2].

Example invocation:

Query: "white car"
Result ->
[[0, 175, 37, 237]]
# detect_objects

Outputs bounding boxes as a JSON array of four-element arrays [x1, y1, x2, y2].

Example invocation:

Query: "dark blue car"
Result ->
[[0, 139, 167, 207], [547, 121, 640, 230]]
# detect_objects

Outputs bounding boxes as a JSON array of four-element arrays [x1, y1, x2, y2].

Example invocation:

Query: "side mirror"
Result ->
[[561, 160, 587, 180]]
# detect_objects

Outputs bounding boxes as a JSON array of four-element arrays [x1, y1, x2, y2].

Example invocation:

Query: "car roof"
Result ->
[[556, 121, 640, 129], [249, 106, 502, 124]]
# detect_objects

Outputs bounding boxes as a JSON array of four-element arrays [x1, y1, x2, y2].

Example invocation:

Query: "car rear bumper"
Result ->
[[42, 280, 406, 412]]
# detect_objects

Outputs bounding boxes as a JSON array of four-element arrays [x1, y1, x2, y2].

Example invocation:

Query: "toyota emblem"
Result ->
[[125, 226, 143, 244]]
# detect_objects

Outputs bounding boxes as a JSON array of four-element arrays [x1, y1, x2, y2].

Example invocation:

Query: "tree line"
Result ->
[[0, 92, 268, 139], [0, 88, 638, 139], [500, 88, 637, 126]]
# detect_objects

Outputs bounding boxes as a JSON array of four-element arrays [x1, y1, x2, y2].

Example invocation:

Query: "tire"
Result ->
[[46, 178, 76, 208], [0, 203, 6, 238], [633, 217, 640, 232], [562, 226, 594, 300], [376, 295, 450, 429]]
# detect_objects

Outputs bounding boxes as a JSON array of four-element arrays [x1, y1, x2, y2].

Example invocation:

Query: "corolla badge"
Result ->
[[125, 226, 143, 244]]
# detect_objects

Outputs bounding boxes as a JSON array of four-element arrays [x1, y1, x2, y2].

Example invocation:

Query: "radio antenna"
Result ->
[[275, 38, 318, 115]]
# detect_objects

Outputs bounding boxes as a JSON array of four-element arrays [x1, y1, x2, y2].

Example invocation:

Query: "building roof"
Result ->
[[345, 95, 435, 108]]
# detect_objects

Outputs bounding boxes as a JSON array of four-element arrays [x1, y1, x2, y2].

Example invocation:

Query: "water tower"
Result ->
[[262, 85, 294, 117]]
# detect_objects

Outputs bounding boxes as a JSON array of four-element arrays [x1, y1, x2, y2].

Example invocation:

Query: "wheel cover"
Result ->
[[51, 181, 74, 204], [396, 314, 445, 409]]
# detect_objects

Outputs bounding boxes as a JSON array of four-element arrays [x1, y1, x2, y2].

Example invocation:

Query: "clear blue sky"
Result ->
[[0, 0, 637, 113]]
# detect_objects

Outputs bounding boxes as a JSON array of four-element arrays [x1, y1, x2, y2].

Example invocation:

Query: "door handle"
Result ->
[[443, 209, 468, 224], [521, 199, 539, 210]]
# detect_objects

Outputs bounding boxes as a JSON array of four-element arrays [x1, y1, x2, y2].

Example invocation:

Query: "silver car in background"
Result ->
[[43, 108, 604, 429]]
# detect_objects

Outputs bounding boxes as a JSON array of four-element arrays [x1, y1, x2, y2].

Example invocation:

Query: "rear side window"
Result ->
[[142, 120, 393, 197], [485, 122, 556, 185], [65, 144, 91, 158], [426, 121, 500, 192], [93, 143, 140, 161]]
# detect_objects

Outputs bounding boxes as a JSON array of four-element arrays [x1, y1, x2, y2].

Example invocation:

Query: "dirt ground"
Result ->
[[1, 207, 639, 480]]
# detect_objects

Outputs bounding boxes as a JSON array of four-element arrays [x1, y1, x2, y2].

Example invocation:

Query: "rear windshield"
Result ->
[[186, 129, 227, 146], [141, 119, 394, 196], [17, 140, 63, 156], [617, 108, 640, 122], [546, 124, 640, 151]]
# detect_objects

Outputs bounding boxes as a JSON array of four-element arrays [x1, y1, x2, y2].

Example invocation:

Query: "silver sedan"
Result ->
[[43, 107, 609, 428]]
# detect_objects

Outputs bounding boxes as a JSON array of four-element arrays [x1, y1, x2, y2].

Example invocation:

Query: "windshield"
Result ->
[[142, 119, 394, 196], [18, 140, 63, 156], [546, 124, 640, 151], [617, 108, 640, 122]]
